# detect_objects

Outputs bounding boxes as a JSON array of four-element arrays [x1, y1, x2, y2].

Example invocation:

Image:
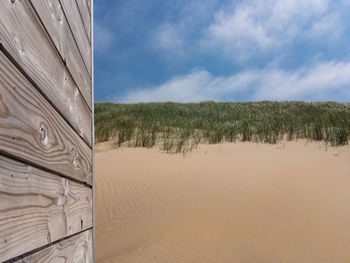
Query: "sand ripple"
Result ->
[[96, 141, 350, 263]]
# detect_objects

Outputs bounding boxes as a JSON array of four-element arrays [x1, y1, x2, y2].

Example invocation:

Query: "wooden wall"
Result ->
[[0, 0, 93, 262]]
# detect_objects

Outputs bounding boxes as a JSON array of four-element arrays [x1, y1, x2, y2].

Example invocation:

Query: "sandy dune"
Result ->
[[95, 141, 350, 263]]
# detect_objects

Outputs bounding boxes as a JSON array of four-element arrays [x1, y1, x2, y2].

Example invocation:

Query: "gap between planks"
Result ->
[[0, 155, 92, 262], [0, 50, 92, 184], [4, 229, 93, 263], [0, 0, 92, 146]]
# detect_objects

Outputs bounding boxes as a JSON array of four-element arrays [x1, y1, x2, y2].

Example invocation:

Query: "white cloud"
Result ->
[[309, 13, 342, 39], [202, 0, 341, 58], [207, 8, 273, 51], [153, 23, 184, 51], [118, 61, 350, 103], [94, 22, 114, 52], [148, 0, 221, 57], [254, 61, 350, 100], [119, 70, 221, 103]]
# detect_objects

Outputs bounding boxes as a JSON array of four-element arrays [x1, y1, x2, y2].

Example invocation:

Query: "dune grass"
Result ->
[[95, 101, 350, 153]]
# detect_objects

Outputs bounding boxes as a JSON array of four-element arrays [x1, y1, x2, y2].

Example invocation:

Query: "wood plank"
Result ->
[[86, 0, 91, 16], [0, 51, 92, 184], [59, 0, 92, 75], [77, 0, 91, 43], [86, 0, 92, 15], [0, 0, 92, 146], [30, 0, 92, 107], [13, 230, 93, 263], [0, 155, 92, 262]]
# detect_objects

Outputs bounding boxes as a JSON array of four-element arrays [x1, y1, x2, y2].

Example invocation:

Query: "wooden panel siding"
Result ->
[[0, 51, 92, 184], [0, 155, 92, 262], [77, 0, 92, 43], [30, 0, 92, 103], [87, 0, 92, 16], [0, 0, 92, 146], [60, 0, 92, 75], [0, 0, 93, 261], [13, 230, 93, 263]]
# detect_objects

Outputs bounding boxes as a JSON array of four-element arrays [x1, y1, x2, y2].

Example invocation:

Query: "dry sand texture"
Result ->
[[95, 141, 350, 263]]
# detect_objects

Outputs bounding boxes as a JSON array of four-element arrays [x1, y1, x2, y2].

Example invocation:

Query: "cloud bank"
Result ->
[[118, 61, 350, 102]]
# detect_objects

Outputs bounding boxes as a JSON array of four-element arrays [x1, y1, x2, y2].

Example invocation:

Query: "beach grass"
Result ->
[[95, 101, 350, 153]]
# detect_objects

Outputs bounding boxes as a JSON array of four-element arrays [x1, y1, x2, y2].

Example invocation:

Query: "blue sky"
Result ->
[[94, 0, 350, 103]]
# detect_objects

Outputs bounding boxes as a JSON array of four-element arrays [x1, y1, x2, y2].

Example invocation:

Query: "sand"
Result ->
[[95, 140, 350, 263]]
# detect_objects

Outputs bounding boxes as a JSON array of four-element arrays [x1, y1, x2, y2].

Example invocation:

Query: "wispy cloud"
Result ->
[[152, 23, 184, 53], [118, 61, 350, 103], [308, 12, 342, 39], [94, 22, 114, 52], [253, 61, 350, 100], [149, 0, 219, 56], [201, 0, 341, 59]]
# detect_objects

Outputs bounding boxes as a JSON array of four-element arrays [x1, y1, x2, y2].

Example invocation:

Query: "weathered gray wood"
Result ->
[[60, 0, 92, 75], [77, 0, 91, 43], [0, 155, 92, 262], [86, 0, 92, 15], [0, 0, 92, 146], [30, 0, 92, 106], [86, 0, 91, 15], [0, 51, 92, 184], [13, 230, 93, 263]]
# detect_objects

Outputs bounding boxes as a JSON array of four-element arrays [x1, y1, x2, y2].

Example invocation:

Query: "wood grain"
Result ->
[[0, 51, 92, 184], [0, 155, 92, 262], [59, 0, 92, 75], [13, 230, 93, 263], [30, 0, 92, 106], [77, 0, 91, 43], [86, 0, 91, 15], [0, 0, 92, 146]]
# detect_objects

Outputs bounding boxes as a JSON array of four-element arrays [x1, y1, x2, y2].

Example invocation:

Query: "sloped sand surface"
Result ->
[[95, 141, 350, 263]]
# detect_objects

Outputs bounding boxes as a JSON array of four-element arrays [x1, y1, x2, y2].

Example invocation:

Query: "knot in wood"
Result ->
[[56, 193, 67, 206], [74, 88, 79, 97], [14, 35, 23, 54], [71, 148, 77, 167], [40, 127, 46, 140], [56, 4, 64, 23], [40, 127, 48, 145]]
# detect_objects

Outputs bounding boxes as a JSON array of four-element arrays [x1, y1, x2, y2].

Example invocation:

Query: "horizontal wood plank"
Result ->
[[0, 51, 92, 184], [0, 155, 92, 262], [13, 230, 93, 263], [0, 0, 92, 146], [60, 0, 92, 76], [77, 0, 91, 43], [30, 0, 92, 107]]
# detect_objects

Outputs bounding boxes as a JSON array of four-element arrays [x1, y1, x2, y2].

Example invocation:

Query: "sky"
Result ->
[[94, 0, 350, 103]]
